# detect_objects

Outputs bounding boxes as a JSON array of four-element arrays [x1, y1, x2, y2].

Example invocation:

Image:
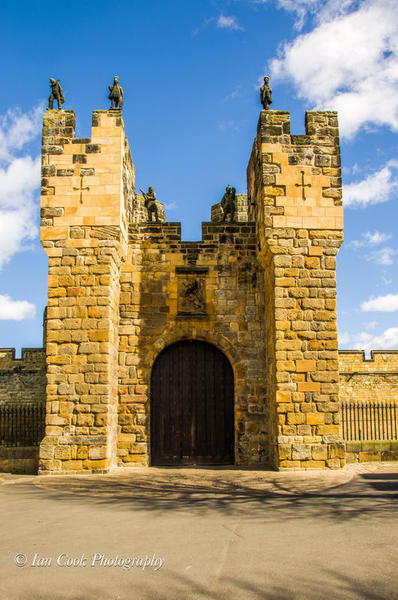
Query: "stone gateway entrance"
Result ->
[[150, 341, 234, 466], [37, 107, 348, 474]]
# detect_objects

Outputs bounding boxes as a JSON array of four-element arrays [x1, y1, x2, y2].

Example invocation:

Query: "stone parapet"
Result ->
[[247, 110, 343, 230], [40, 109, 134, 249], [339, 350, 398, 404], [339, 350, 398, 372], [0, 348, 45, 407], [0, 348, 46, 370]]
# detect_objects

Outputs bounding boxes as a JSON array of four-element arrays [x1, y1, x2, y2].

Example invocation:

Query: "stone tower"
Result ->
[[39, 109, 132, 473], [247, 110, 345, 468], [39, 106, 345, 474]]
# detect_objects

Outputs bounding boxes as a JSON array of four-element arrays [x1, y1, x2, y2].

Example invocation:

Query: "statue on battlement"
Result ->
[[48, 78, 64, 110], [108, 76, 124, 109], [140, 186, 159, 222], [260, 76, 272, 110], [221, 185, 236, 222]]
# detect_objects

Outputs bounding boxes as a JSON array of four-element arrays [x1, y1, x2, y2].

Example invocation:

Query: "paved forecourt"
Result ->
[[0, 464, 397, 600]]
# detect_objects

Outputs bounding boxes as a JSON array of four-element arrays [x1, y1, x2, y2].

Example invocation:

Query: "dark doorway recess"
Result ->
[[151, 340, 234, 466]]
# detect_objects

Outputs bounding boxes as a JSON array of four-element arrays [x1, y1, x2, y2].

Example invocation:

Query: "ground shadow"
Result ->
[[6, 467, 398, 523], [13, 568, 398, 600]]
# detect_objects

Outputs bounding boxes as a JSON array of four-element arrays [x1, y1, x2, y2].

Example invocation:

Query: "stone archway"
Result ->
[[150, 340, 234, 466]]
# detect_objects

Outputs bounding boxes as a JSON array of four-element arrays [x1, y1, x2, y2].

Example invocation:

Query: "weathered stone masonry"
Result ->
[[3, 349, 395, 415], [247, 110, 345, 469], [39, 109, 129, 473], [2, 105, 397, 474], [118, 221, 267, 466], [339, 351, 398, 404], [2, 346, 397, 472], [0, 349, 45, 406], [0, 349, 46, 474]]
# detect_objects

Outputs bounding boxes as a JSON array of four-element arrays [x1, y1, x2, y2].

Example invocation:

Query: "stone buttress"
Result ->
[[247, 110, 345, 469]]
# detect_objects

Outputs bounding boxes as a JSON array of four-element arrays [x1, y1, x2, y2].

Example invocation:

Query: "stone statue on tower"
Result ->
[[48, 78, 64, 110], [260, 76, 272, 110], [108, 76, 124, 109]]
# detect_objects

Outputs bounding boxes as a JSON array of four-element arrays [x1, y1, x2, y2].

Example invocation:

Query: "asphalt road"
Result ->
[[0, 464, 397, 600]]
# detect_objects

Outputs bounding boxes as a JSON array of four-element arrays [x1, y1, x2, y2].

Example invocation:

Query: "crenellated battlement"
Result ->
[[247, 110, 343, 229], [338, 350, 398, 406], [0, 348, 46, 371], [40, 109, 134, 253], [339, 350, 398, 373], [253, 110, 340, 146], [0, 348, 46, 408]]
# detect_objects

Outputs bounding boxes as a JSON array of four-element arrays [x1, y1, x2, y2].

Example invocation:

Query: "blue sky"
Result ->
[[0, 0, 397, 355]]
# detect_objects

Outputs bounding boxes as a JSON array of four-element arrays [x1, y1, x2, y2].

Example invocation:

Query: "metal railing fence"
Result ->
[[341, 401, 398, 441], [0, 403, 46, 447]]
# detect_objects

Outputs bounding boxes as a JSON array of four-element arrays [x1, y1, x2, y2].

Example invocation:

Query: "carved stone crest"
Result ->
[[176, 268, 207, 316]]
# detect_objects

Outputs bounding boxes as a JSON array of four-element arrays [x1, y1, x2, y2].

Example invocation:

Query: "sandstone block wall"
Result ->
[[247, 110, 345, 469], [0, 349, 45, 474], [339, 351, 398, 403], [117, 221, 267, 466], [0, 349, 46, 405], [345, 441, 398, 463], [0, 447, 39, 474], [41, 109, 132, 238], [39, 109, 131, 474]]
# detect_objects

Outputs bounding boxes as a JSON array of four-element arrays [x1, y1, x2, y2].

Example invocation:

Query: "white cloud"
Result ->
[[276, 0, 324, 30], [223, 86, 241, 102], [275, 0, 358, 29], [0, 105, 43, 161], [0, 106, 42, 269], [382, 274, 393, 285], [0, 155, 41, 209], [0, 156, 40, 269], [339, 330, 352, 345], [365, 247, 398, 266], [270, 0, 398, 138], [339, 326, 398, 352], [164, 202, 177, 211], [343, 160, 398, 208], [351, 163, 361, 175], [361, 293, 398, 312], [217, 15, 243, 30], [0, 295, 35, 320], [351, 230, 392, 248], [364, 231, 392, 246]]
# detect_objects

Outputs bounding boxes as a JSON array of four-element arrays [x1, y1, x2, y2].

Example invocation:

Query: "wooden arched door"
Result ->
[[151, 340, 234, 465]]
